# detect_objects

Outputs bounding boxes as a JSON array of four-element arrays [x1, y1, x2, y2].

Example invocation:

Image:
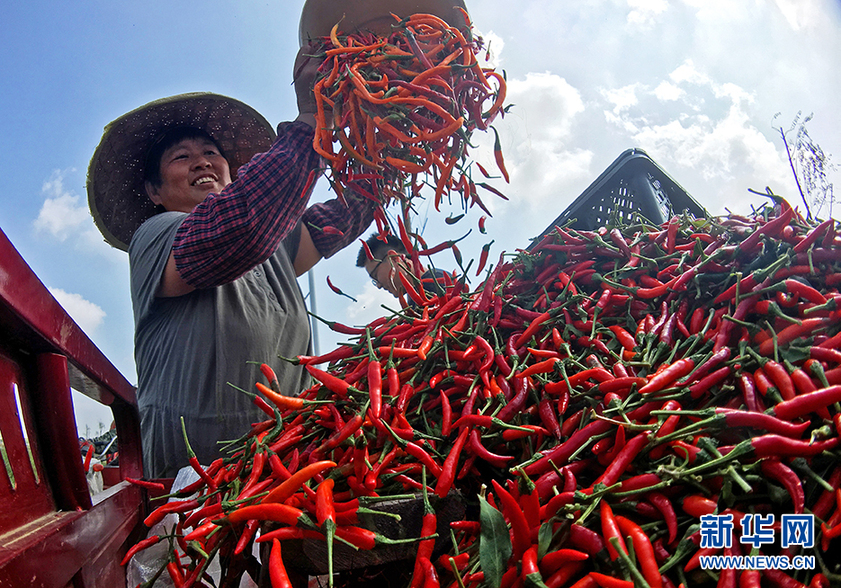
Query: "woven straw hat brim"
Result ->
[[298, 0, 468, 46], [87, 92, 277, 251]]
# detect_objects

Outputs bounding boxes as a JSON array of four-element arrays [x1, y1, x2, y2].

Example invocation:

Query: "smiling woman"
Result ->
[[142, 127, 232, 214], [85, 85, 381, 479]]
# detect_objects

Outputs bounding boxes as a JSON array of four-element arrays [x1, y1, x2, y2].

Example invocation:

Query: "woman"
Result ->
[[87, 48, 375, 478]]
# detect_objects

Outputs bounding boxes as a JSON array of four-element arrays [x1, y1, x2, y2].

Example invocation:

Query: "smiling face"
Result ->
[[144, 136, 232, 213]]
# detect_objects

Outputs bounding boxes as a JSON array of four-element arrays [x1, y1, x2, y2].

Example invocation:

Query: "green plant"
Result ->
[[775, 111, 836, 220]]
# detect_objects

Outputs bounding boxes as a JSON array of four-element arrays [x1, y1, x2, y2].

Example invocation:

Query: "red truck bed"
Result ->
[[0, 227, 145, 587]]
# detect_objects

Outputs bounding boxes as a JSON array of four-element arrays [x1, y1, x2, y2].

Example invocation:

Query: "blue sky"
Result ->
[[1, 0, 839, 436]]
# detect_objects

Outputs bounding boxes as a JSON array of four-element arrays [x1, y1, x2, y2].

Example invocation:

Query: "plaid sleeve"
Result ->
[[301, 185, 378, 260], [172, 122, 320, 288]]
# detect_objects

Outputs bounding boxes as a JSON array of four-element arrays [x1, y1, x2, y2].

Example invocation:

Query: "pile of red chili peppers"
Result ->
[[308, 10, 509, 238], [127, 199, 841, 588]]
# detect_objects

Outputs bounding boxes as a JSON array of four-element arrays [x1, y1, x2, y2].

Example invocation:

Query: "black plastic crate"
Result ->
[[532, 148, 707, 244]]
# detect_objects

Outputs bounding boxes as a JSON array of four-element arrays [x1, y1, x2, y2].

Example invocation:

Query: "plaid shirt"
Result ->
[[173, 122, 374, 288]]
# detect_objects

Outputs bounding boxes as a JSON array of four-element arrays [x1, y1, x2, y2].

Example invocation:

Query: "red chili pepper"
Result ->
[[259, 362, 280, 390], [475, 240, 494, 277], [792, 218, 834, 252], [468, 429, 514, 467], [760, 459, 804, 514], [526, 418, 614, 476], [807, 573, 830, 588], [255, 380, 306, 411], [315, 412, 364, 457], [490, 126, 509, 183], [544, 367, 613, 395], [772, 385, 841, 420], [143, 499, 200, 527], [225, 503, 307, 527], [120, 534, 161, 566], [539, 548, 589, 577], [367, 360, 383, 419], [600, 501, 628, 561], [810, 346, 841, 364], [589, 432, 649, 490], [538, 395, 562, 439], [688, 366, 731, 399], [306, 365, 354, 398], [410, 483, 438, 588], [752, 434, 840, 457], [269, 539, 293, 588], [404, 442, 443, 478], [587, 573, 634, 588], [784, 278, 826, 304], [715, 408, 809, 437], [617, 515, 663, 587], [438, 390, 453, 437], [763, 359, 797, 401], [738, 206, 794, 253], [740, 569, 762, 588], [491, 479, 530, 558], [256, 527, 324, 544], [176, 417, 217, 493], [518, 357, 559, 378], [385, 363, 400, 398], [682, 494, 718, 518], [568, 523, 606, 556], [326, 275, 357, 302], [522, 545, 543, 584], [639, 358, 695, 394], [436, 426, 469, 497], [183, 500, 224, 529], [166, 561, 188, 587], [647, 492, 678, 544], [233, 519, 260, 556], [262, 460, 336, 504], [315, 478, 336, 526], [759, 317, 830, 355], [81, 442, 95, 474], [334, 524, 420, 550], [417, 334, 434, 360], [764, 568, 809, 588], [125, 477, 166, 493]]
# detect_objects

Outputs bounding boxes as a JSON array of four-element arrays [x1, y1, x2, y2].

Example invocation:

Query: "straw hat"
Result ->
[[87, 93, 276, 251], [298, 0, 469, 46]]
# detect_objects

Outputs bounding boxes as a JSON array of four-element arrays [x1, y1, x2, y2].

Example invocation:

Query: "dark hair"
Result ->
[[356, 233, 406, 267], [143, 126, 225, 188]]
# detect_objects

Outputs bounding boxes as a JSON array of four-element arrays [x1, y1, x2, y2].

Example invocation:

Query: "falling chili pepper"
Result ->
[[475, 240, 494, 277], [490, 126, 509, 183], [326, 275, 358, 302]]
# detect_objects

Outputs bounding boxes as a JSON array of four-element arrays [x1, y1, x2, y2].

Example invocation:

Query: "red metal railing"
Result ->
[[0, 227, 144, 587]]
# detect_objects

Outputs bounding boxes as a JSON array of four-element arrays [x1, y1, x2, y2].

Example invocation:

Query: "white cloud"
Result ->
[[773, 0, 822, 31], [33, 169, 125, 260], [601, 83, 647, 133], [654, 81, 685, 102], [627, 0, 668, 29], [487, 72, 593, 209], [48, 288, 106, 334], [599, 61, 793, 214], [681, 0, 750, 22], [344, 282, 394, 322], [668, 60, 709, 86], [34, 169, 90, 241], [601, 83, 642, 115]]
